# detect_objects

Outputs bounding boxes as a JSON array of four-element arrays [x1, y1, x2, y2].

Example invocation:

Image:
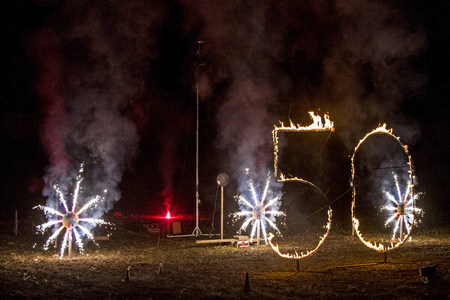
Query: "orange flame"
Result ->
[[351, 124, 414, 253], [268, 207, 332, 259], [273, 112, 334, 181], [274, 111, 334, 132]]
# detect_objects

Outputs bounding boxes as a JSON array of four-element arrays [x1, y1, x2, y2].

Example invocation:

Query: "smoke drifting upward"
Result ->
[[216, 81, 279, 192], [31, 0, 427, 216], [32, 1, 165, 217], [33, 28, 71, 179], [159, 128, 177, 214], [183, 0, 426, 192], [324, 0, 427, 147], [185, 1, 288, 192]]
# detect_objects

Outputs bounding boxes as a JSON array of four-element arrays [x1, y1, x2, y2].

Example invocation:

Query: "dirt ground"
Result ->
[[0, 226, 449, 299]]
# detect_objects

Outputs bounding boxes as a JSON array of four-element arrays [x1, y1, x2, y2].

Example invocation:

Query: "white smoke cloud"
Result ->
[[33, 0, 428, 217], [182, 0, 426, 196], [33, 0, 165, 216], [325, 0, 427, 147]]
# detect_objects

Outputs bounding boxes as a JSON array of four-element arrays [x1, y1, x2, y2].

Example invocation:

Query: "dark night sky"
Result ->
[[0, 0, 449, 229]]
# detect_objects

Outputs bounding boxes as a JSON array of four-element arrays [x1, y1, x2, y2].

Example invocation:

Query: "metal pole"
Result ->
[[14, 211, 18, 236], [68, 229, 73, 257], [195, 57, 199, 235], [256, 220, 260, 247], [221, 186, 224, 240], [400, 215, 403, 240], [195, 61, 200, 236], [192, 40, 205, 237]]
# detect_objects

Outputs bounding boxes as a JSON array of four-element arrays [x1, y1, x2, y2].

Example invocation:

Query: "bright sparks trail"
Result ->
[[232, 170, 284, 244], [34, 164, 110, 258], [381, 172, 422, 241]]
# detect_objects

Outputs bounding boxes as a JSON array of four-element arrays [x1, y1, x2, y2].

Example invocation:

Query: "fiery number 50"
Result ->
[[268, 113, 417, 259]]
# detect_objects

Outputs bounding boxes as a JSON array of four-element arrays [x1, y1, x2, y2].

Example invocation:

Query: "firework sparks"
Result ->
[[34, 164, 110, 258], [381, 172, 422, 241], [232, 170, 284, 244]]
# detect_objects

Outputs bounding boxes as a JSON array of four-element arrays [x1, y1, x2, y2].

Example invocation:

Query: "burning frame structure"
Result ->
[[268, 112, 334, 259], [351, 124, 418, 255]]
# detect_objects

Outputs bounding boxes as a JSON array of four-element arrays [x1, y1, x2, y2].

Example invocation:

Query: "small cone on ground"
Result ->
[[244, 272, 250, 292], [158, 263, 163, 276], [125, 266, 131, 282]]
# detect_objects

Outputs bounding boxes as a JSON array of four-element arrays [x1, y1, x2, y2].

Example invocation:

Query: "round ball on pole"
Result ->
[[217, 173, 230, 187], [217, 173, 229, 240]]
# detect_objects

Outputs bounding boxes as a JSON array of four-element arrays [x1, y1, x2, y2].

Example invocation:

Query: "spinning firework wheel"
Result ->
[[232, 170, 285, 246], [34, 163, 110, 258], [351, 124, 416, 253]]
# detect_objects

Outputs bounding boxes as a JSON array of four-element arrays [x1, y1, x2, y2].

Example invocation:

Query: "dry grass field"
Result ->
[[0, 226, 449, 299]]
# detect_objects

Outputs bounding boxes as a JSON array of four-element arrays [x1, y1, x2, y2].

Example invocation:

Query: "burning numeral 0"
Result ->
[[351, 124, 417, 253]]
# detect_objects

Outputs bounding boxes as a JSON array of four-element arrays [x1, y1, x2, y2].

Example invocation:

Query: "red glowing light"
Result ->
[[166, 211, 171, 219]]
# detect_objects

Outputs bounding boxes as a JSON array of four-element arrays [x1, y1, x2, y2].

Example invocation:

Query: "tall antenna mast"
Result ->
[[192, 40, 205, 237]]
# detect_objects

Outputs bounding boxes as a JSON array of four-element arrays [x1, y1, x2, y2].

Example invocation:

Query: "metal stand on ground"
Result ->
[[169, 41, 208, 239], [221, 185, 224, 240], [400, 216, 403, 241], [217, 173, 229, 240], [68, 230, 73, 258], [256, 221, 261, 247], [192, 174, 230, 243]]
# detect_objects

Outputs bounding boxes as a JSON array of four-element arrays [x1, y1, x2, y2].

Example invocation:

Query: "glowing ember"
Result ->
[[268, 207, 332, 259], [273, 112, 334, 181], [34, 164, 110, 258], [232, 170, 284, 243], [381, 172, 423, 241], [351, 124, 417, 252]]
